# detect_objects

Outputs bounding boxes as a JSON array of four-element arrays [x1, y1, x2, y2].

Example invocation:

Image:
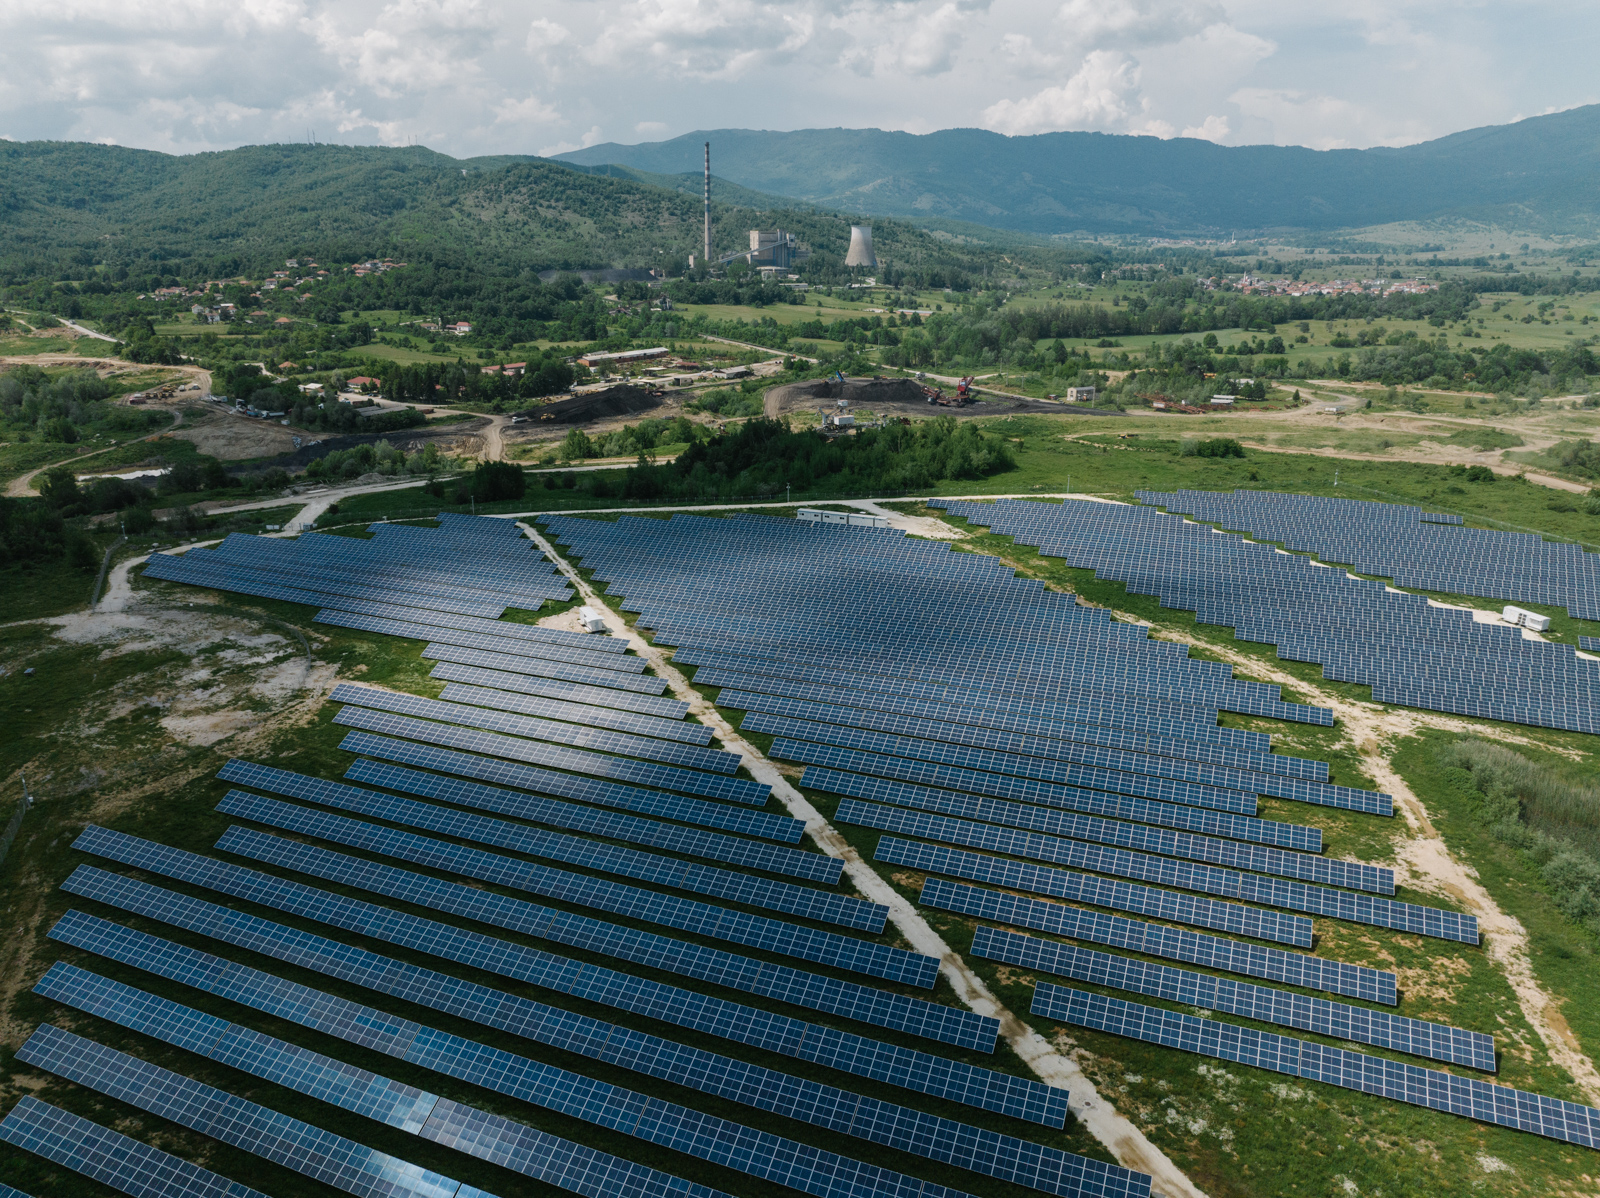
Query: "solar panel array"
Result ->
[[983, 488, 1600, 737], [1034, 984, 1600, 1149], [79, 508, 1581, 1174], [532, 509, 1594, 1149], [48, 515, 1175, 1198], [37, 945, 1110, 1198], [0, 1097, 271, 1198]]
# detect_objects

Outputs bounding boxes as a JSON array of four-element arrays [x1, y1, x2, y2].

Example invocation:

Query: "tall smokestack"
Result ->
[[703, 142, 712, 267]]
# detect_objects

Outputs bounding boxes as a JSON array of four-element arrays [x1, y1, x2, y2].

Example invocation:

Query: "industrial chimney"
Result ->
[[703, 142, 712, 267], [844, 224, 877, 268]]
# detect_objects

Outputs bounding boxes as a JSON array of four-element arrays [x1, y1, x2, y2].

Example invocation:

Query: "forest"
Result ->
[[614, 415, 1016, 501]]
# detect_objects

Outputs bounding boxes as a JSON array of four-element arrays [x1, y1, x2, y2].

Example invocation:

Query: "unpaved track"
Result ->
[[519, 519, 1207, 1198], [6, 407, 185, 497]]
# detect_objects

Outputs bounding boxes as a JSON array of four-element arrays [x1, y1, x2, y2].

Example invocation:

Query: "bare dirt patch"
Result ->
[[171, 408, 303, 460]]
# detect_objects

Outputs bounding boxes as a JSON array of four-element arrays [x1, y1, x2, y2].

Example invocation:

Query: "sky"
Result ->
[[1, 0, 1594, 158]]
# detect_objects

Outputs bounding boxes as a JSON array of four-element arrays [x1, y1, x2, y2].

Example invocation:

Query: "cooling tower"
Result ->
[[844, 225, 876, 268]]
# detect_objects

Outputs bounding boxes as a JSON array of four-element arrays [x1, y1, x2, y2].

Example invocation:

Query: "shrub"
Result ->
[[1195, 437, 1245, 458], [467, 460, 525, 502]]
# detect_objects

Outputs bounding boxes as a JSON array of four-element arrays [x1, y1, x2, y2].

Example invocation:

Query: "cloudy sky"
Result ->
[[1, 0, 1592, 157]]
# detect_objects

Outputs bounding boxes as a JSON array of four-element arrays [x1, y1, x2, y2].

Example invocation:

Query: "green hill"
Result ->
[[553, 107, 1600, 237], [0, 141, 1048, 283]]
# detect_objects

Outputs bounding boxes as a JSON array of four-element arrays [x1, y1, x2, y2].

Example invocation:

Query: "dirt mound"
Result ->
[[766, 377, 930, 414], [515, 385, 667, 426], [765, 375, 1124, 419], [240, 417, 490, 474]]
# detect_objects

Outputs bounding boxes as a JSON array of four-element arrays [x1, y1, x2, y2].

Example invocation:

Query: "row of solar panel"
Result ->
[[74, 829, 1000, 1050], [920, 876, 1397, 1004], [324, 614, 638, 672], [223, 759, 833, 882], [334, 708, 772, 805], [141, 551, 509, 620], [747, 709, 1389, 814], [218, 780, 871, 929], [803, 764, 1321, 855], [437, 681, 708, 744], [853, 802, 1474, 943], [41, 940, 1132, 1198], [18, 1024, 489, 1198], [423, 642, 670, 696], [716, 684, 1308, 779], [331, 684, 735, 772], [216, 812, 935, 986], [814, 768, 1350, 886], [701, 666, 1271, 756], [429, 658, 687, 717], [1035, 983, 1600, 1149], [971, 926, 1495, 1072], [62, 871, 1052, 1126], [880, 835, 1313, 947], [339, 731, 800, 842]]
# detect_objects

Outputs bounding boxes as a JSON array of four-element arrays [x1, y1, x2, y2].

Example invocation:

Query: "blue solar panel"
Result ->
[[339, 732, 800, 842], [919, 876, 1396, 1004], [801, 765, 1321, 853], [0, 1097, 271, 1198], [222, 759, 834, 882], [879, 835, 1313, 947], [17, 1024, 471, 1198], [427, 659, 688, 717], [213, 813, 930, 985], [1034, 983, 1599, 1149], [39, 947, 1128, 1198], [54, 882, 1055, 1127], [423, 642, 670, 695], [437, 681, 709, 744], [70, 828, 1000, 1051], [331, 684, 736, 773], [850, 801, 1473, 943], [972, 925, 1494, 1071], [333, 708, 771, 805]]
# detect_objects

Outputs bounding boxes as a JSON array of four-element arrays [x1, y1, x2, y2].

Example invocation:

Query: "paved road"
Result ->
[[60, 319, 117, 342]]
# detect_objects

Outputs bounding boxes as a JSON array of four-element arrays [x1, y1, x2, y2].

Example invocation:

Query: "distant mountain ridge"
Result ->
[[553, 108, 1600, 237]]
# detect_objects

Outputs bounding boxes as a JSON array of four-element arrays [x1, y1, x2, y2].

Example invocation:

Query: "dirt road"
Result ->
[[6, 407, 186, 497]]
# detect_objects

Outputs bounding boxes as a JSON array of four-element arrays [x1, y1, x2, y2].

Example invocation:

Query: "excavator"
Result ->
[[955, 376, 976, 404]]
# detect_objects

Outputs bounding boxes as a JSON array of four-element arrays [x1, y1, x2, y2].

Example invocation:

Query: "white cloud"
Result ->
[[0, 0, 1592, 159], [982, 49, 1143, 135], [539, 124, 605, 156]]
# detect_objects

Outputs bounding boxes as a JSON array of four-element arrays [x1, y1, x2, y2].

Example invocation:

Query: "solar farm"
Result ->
[[3, 494, 1600, 1198]]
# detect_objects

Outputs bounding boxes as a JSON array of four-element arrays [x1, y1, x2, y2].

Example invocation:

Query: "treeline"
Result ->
[[615, 416, 1015, 501], [378, 351, 575, 404]]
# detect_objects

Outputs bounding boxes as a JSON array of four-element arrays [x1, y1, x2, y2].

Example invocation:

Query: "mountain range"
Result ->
[[555, 106, 1600, 238]]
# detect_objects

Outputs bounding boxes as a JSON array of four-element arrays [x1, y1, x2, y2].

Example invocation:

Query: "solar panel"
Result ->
[[437, 682, 710, 744], [213, 813, 929, 984], [972, 925, 1494, 1071], [52, 886, 1054, 1128], [38, 954, 1131, 1198], [801, 765, 1321, 853], [0, 1097, 270, 1198], [339, 732, 800, 842], [879, 835, 1313, 946], [852, 802, 1473, 943], [333, 708, 771, 805], [427, 659, 688, 717], [919, 876, 1396, 1004], [331, 684, 736, 772], [1034, 983, 1599, 1149], [214, 784, 876, 931], [17, 1024, 469, 1198], [423, 642, 671, 695], [223, 759, 834, 883], [70, 828, 1000, 1051]]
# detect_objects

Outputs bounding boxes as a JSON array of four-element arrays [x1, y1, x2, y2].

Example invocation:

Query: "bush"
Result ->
[[1195, 437, 1245, 458], [123, 506, 156, 534], [1463, 464, 1495, 482], [467, 460, 526, 502]]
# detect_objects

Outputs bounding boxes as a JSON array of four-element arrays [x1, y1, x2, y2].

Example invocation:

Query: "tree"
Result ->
[[560, 427, 594, 461], [467, 460, 526, 501], [38, 467, 80, 508]]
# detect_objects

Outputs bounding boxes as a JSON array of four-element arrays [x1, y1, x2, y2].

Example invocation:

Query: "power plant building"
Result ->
[[844, 225, 877, 268]]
